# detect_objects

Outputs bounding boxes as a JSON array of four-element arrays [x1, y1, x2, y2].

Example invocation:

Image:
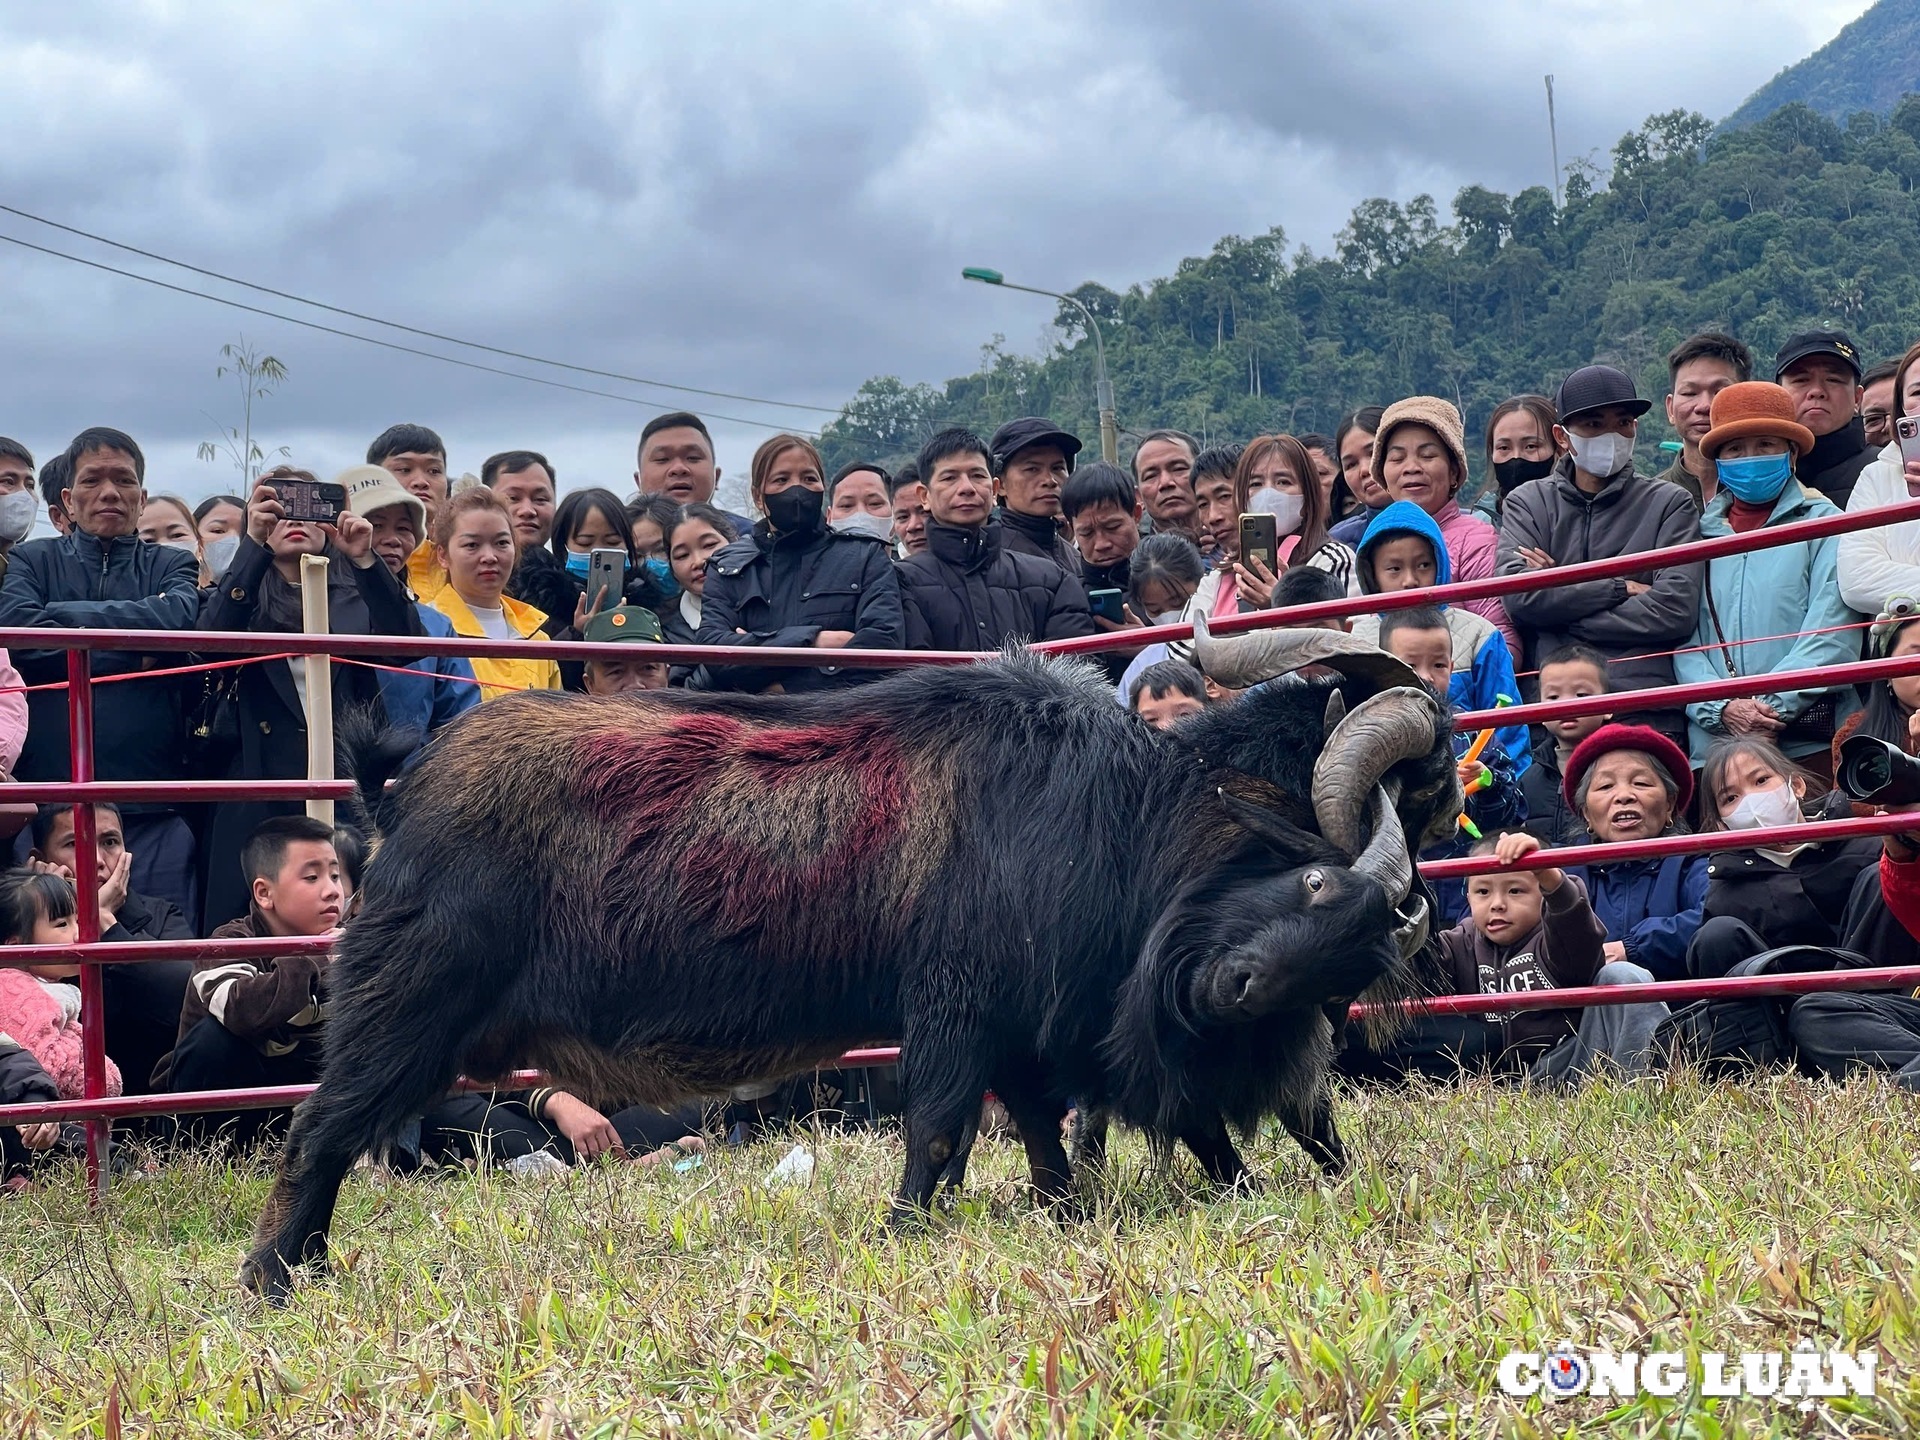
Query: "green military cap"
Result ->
[[581, 604, 665, 645]]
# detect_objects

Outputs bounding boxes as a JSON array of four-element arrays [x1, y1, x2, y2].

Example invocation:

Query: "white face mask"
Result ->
[[0, 489, 37, 544], [1152, 609, 1184, 625], [832, 513, 894, 543], [203, 533, 242, 580], [1725, 780, 1802, 832], [1250, 487, 1305, 537], [1568, 430, 1635, 480]]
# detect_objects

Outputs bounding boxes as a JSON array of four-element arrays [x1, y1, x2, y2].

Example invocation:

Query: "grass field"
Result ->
[[0, 1073, 1916, 1437]]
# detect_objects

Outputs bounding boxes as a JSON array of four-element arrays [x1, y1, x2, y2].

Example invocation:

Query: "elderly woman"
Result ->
[[692, 433, 903, 692], [1674, 382, 1865, 784], [1561, 724, 1708, 980]]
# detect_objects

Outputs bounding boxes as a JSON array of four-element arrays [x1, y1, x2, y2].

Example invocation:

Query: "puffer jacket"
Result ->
[[996, 506, 1085, 579], [1836, 442, 1919, 617], [899, 519, 1096, 650], [1496, 463, 1703, 733], [0, 530, 201, 788], [1675, 480, 1865, 765], [0, 969, 122, 1100], [695, 522, 902, 691], [1703, 834, 1884, 950], [1798, 416, 1875, 509], [1426, 498, 1521, 661]]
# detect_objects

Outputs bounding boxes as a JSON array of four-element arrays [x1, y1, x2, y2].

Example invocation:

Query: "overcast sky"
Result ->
[[0, 0, 1872, 514]]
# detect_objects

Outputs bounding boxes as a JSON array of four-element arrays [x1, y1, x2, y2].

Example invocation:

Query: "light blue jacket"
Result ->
[[376, 602, 482, 744], [1675, 480, 1864, 765]]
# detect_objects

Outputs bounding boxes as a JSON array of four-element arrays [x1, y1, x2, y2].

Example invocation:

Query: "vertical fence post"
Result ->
[[300, 554, 335, 826], [66, 648, 107, 1202]]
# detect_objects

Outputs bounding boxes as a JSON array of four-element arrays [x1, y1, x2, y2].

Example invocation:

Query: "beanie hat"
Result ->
[[1700, 382, 1816, 461], [1562, 723, 1694, 816], [339, 464, 426, 540], [1870, 596, 1920, 659], [1371, 396, 1469, 499]]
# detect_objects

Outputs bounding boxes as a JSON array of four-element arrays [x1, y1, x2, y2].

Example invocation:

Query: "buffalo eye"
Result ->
[[1303, 869, 1325, 893]]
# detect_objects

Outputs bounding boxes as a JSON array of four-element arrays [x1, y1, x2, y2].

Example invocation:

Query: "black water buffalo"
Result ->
[[242, 622, 1461, 1298]]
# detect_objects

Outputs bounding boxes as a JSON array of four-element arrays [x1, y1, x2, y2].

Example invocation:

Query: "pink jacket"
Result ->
[[0, 648, 25, 774], [0, 967, 122, 1100], [1433, 500, 1522, 662]]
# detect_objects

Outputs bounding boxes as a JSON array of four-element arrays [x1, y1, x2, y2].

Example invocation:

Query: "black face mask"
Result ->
[[764, 485, 824, 536], [1494, 455, 1556, 493]]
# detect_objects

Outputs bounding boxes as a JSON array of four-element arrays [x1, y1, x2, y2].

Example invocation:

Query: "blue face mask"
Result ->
[[1715, 451, 1794, 505], [564, 549, 593, 578], [642, 555, 681, 599]]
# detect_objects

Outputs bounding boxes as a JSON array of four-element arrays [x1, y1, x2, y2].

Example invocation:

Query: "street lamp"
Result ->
[[962, 266, 1117, 464]]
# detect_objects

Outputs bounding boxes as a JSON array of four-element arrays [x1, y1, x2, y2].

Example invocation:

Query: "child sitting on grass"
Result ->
[[1379, 606, 1525, 925], [1525, 644, 1615, 845], [1442, 831, 1670, 1084], [0, 870, 123, 1103]]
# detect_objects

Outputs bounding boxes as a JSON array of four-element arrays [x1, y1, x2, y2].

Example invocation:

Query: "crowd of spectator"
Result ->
[[4, 322, 1920, 1181]]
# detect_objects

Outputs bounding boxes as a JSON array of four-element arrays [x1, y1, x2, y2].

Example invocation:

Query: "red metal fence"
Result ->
[[6, 493, 1920, 1197]]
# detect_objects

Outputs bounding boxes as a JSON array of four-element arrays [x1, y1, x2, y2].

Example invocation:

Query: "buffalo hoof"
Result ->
[[884, 1198, 934, 1233], [236, 1246, 297, 1305]]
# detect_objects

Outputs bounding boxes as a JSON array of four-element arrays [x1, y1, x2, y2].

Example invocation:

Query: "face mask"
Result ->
[[1493, 456, 1556, 494], [1567, 430, 1635, 480], [1250, 487, 1304, 537], [565, 549, 593, 578], [0, 489, 36, 544], [1725, 780, 1802, 832], [641, 555, 681, 599], [1715, 451, 1794, 506], [203, 533, 241, 579], [764, 484, 824, 536], [1152, 609, 1184, 625], [831, 512, 894, 543]]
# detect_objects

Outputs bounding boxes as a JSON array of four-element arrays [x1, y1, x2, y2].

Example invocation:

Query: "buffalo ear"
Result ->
[[1216, 788, 1330, 867]]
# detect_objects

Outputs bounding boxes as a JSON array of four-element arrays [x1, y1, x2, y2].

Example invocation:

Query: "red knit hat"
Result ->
[[1562, 723, 1694, 815], [1700, 381, 1816, 461]]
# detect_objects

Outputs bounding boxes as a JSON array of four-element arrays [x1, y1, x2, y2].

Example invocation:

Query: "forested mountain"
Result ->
[[1725, 0, 1920, 130], [819, 99, 1920, 487]]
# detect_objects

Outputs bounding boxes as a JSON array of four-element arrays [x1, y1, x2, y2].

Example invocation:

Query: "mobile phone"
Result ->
[[1088, 587, 1124, 623], [1238, 512, 1279, 576], [275, 480, 347, 525], [1899, 416, 1920, 466], [587, 547, 627, 609]]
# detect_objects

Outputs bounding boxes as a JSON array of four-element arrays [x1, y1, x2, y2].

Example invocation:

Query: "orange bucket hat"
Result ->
[[1700, 381, 1816, 461]]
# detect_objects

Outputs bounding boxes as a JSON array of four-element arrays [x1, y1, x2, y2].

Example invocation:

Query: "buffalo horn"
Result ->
[[1347, 784, 1413, 904], [1191, 614, 1423, 693], [1311, 686, 1443, 857]]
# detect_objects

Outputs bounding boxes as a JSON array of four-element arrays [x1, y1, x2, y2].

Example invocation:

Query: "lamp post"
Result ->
[[962, 267, 1117, 464]]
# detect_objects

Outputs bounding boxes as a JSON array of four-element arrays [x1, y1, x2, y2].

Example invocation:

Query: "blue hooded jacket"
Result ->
[[376, 602, 482, 746], [1353, 502, 1531, 778]]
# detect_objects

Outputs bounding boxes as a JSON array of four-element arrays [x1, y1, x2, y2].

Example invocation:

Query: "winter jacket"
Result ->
[[1797, 416, 1875, 509], [1349, 502, 1531, 779], [428, 589, 562, 701], [995, 507, 1085, 579], [407, 540, 447, 605], [1081, 556, 1131, 595], [1496, 464, 1703, 734], [1882, 851, 1920, 954], [504, 545, 581, 639], [1424, 737, 1527, 928], [899, 519, 1096, 650], [1565, 844, 1710, 980], [153, 913, 327, 1087], [0, 530, 200, 790], [0, 1033, 56, 1108], [0, 968, 122, 1099], [1702, 834, 1884, 950], [1520, 734, 1581, 846], [1675, 480, 1865, 766], [377, 602, 482, 743], [694, 523, 903, 692], [1328, 503, 1386, 547], [104, 888, 195, 946], [1426, 498, 1521, 661], [1656, 452, 1710, 512], [0, 650, 24, 775], [1435, 874, 1607, 1063], [1836, 443, 1919, 617]]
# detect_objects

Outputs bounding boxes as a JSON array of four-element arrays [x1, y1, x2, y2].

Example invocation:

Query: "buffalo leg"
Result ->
[[991, 1076, 1073, 1205], [1069, 1105, 1109, 1179], [891, 1018, 992, 1222], [1282, 1093, 1347, 1177], [1180, 1117, 1250, 1190]]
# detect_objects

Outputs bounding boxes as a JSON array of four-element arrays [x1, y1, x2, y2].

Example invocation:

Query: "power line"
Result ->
[[0, 202, 842, 416], [0, 231, 817, 436]]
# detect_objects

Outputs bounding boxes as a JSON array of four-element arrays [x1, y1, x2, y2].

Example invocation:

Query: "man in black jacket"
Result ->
[[898, 429, 1095, 650], [0, 428, 202, 922], [989, 417, 1085, 577], [1776, 330, 1875, 506]]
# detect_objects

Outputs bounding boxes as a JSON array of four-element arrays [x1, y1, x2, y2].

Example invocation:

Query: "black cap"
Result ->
[[988, 417, 1082, 475], [1554, 364, 1652, 424], [1774, 330, 1862, 383]]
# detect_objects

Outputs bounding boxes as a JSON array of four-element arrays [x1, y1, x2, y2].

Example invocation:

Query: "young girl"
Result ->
[[0, 871, 123, 1101]]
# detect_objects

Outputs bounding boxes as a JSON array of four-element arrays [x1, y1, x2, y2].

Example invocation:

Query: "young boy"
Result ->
[[1350, 501, 1531, 779], [1441, 830, 1668, 1084], [153, 816, 342, 1144], [1380, 606, 1525, 925], [1525, 644, 1614, 844], [1128, 658, 1209, 730]]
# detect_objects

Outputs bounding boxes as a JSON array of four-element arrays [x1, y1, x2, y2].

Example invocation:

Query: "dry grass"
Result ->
[[0, 1073, 1916, 1437]]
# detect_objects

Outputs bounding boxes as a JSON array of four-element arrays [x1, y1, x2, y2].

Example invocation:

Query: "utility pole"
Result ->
[[1545, 75, 1562, 208], [962, 267, 1118, 463]]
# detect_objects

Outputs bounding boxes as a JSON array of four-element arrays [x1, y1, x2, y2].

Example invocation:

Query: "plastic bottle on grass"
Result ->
[[766, 1144, 815, 1186]]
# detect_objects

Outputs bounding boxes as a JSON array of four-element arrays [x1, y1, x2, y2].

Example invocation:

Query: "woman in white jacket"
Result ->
[[1838, 341, 1920, 616]]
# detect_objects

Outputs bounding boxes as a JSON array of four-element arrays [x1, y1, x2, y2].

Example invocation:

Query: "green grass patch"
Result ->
[[0, 1073, 1915, 1436]]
